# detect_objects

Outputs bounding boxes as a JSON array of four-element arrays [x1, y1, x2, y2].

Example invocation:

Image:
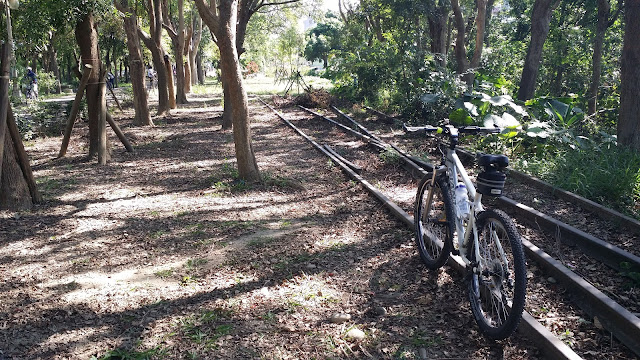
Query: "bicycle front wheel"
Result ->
[[467, 209, 526, 340], [414, 174, 454, 269]]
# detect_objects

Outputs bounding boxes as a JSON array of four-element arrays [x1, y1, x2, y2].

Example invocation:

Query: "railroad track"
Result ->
[[257, 97, 639, 360]]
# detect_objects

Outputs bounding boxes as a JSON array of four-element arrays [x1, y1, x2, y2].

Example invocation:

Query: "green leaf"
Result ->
[[450, 108, 473, 125], [546, 99, 570, 121]]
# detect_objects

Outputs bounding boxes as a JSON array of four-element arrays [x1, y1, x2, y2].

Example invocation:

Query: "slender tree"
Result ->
[[194, 0, 260, 181], [114, 0, 153, 126], [138, 0, 171, 114], [587, 0, 621, 115], [451, 0, 488, 86], [517, 0, 561, 101], [75, 12, 110, 164], [162, 0, 188, 104], [618, 0, 640, 149]]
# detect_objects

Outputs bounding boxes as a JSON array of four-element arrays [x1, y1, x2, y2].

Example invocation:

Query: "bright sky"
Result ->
[[323, 0, 340, 12], [322, 0, 355, 12]]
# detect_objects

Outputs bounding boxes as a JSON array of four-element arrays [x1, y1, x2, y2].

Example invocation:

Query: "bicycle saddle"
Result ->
[[477, 154, 509, 168]]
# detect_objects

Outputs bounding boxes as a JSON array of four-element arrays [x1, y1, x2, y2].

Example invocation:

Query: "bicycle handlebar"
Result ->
[[403, 123, 501, 136]]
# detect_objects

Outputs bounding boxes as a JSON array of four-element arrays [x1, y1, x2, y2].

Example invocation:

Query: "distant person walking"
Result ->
[[24, 67, 38, 99], [146, 66, 157, 92]]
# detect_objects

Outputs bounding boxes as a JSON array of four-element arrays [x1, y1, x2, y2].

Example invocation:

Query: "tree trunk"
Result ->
[[517, 0, 558, 101], [221, 73, 233, 130], [139, 0, 170, 115], [49, 36, 62, 94], [1, 132, 31, 210], [190, 15, 203, 86], [588, 0, 612, 116], [428, 3, 449, 67], [196, 50, 204, 84], [618, 0, 640, 150], [163, 0, 188, 104], [116, 0, 152, 126], [75, 13, 110, 162], [195, 0, 260, 181], [218, 35, 259, 181], [163, 55, 177, 109], [184, 26, 192, 93], [451, 0, 487, 86]]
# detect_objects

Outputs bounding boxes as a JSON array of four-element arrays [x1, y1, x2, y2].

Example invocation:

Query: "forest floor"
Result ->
[[1, 92, 540, 359]]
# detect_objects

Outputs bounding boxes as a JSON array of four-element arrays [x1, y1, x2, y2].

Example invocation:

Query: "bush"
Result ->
[[36, 71, 60, 95], [518, 144, 640, 219]]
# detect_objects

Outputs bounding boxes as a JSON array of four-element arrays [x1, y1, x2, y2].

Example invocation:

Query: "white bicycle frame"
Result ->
[[443, 149, 480, 266], [442, 148, 510, 271]]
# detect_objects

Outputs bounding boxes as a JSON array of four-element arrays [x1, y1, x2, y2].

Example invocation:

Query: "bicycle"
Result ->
[[404, 124, 527, 340], [24, 82, 38, 101]]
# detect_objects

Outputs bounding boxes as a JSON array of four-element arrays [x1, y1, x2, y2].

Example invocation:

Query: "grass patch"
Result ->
[[185, 258, 208, 271], [91, 346, 167, 360], [379, 147, 401, 165], [177, 309, 234, 349], [519, 145, 640, 219], [155, 269, 174, 278]]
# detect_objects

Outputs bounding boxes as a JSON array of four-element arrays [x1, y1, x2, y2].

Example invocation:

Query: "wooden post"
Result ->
[[106, 112, 133, 152], [109, 86, 123, 111], [58, 64, 93, 158], [7, 107, 42, 203], [0, 44, 10, 182]]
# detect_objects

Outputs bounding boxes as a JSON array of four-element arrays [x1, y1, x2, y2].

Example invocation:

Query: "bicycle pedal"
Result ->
[[451, 249, 460, 255]]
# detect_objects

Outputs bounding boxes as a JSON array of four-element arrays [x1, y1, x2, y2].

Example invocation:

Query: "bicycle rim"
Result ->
[[468, 209, 526, 340], [414, 175, 453, 269]]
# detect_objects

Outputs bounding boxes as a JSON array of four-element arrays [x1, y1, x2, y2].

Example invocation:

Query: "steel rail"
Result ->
[[508, 169, 640, 235], [260, 99, 582, 360]]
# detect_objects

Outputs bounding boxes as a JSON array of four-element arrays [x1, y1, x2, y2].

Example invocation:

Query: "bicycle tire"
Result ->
[[414, 174, 454, 269], [467, 208, 526, 340]]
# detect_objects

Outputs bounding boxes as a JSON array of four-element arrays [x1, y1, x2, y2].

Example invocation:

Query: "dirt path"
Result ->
[[1, 95, 539, 359]]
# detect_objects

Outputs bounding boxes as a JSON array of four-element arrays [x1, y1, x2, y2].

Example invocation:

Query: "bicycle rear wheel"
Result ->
[[467, 209, 526, 340], [414, 174, 454, 269]]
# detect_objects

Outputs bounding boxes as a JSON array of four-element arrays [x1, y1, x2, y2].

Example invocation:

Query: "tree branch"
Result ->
[[193, 0, 220, 32], [162, 22, 178, 38], [255, 0, 299, 12], [608, 0, 624, 27]]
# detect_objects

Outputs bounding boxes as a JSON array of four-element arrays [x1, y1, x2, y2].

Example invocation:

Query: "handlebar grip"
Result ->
[[458, 126, 501, 134], [403, 123, 441, 133]]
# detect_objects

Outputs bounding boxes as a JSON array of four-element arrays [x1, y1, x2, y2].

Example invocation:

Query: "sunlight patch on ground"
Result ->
[[278, 273, 340, 308], [41, 261, 186, 304]]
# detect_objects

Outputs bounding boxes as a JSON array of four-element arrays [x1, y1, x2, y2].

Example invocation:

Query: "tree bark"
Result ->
[[162, 0, 188, 104], [75, 13, 110, 162], [189, 14, 203, 86], [139, 0, 170, 115], [195, 0, 260, 181], [184, 25, 193, 93], [196, 49, 204, 85], [428, 1, 449, 67], [49, 34, 62, 94], [221, 69, 233, 130], [588, 0, 613, 116], [164, 54, 177, 109], [618, 0, 640, 150], [517, 0, 559, 101], [451, 0, 487, 86], [1, 129, 31, 210], [115, 0, 152, 126]]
